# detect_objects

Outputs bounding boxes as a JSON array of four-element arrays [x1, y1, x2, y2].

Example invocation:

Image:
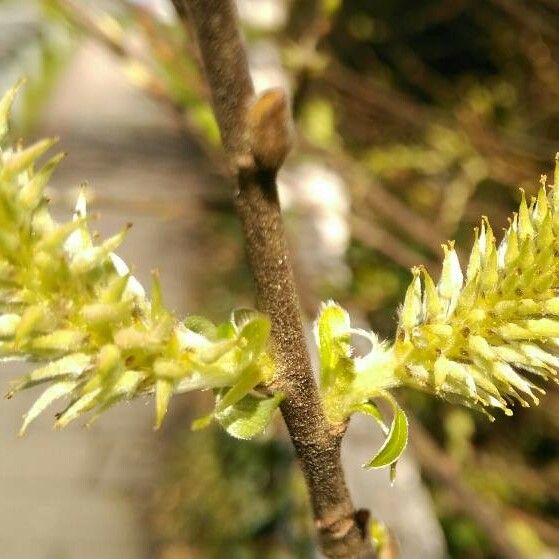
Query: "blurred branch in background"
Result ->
[[0, 0, 72, 132], [410, 418, 525, 559]]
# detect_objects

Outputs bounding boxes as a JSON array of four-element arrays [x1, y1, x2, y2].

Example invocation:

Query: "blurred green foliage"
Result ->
[[150, 425, 313, 559]]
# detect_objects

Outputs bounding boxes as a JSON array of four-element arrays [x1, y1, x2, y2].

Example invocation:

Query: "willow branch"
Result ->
[[171, 1, 374, 557]]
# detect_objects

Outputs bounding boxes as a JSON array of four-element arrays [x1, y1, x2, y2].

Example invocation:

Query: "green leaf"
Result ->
[[194, 337, 238, 364], [237, 314, 271, 366], [215, 364, 262, 413], [183, 315, 217, 338], [231, 307, 261, 330], [365, 399, 408, 469], [216, 392, 284, 440], [352, 401, 389, 435], [315, 301, 353, 388]]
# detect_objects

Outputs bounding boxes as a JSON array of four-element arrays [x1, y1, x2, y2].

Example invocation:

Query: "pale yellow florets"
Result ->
[[318, 157, 559, 421], [0, 83, 278, 436], [395, 159, 559, 419], [315, 156, 559, 470]]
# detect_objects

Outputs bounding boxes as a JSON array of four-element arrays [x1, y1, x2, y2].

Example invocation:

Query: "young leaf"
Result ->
[[315, 301, 353, 389], [352, 401, 388, 435], [216, 392, 284, 440], [214, 364, 263, 413], [365, 402, 408, 470]]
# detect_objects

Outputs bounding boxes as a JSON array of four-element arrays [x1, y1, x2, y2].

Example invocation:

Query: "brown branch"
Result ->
[[171, 1, 375, 557], [509, 508, 559, 548], [54, 0, 127, 56], [490, 0, 559, 41]]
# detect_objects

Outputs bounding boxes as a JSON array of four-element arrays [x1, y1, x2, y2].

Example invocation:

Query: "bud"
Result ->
[[37, 219, 85, 251], [421, 268, 442, 321], [155, 378, 173, 430], [55, 388, 102, 428], [31, 330, 87, 354], [437, 243, 462, 316], [19, 381, 78, 436], [246, 88, 293, 172], [0, 313, 20, 338], [15, 305, 51, 342]]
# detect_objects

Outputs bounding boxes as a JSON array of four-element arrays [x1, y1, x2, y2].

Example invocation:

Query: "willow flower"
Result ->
[[0, 83, 279, 436], [316, 156, 559, 471]]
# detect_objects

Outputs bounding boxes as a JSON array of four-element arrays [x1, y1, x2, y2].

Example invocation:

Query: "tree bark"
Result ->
[[171, 1, 375, 557]]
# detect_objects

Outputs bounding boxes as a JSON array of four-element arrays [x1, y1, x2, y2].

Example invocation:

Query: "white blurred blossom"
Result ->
[[279, 163, 351, 287], [237, 0, 287, 31]]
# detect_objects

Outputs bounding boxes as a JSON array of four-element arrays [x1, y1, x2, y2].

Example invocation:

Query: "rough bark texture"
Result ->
[[172, 1, 375, 557], [234, 170, 372, 558]]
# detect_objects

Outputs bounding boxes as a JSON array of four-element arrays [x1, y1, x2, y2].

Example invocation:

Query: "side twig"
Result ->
[[171, 1, 375, 557]]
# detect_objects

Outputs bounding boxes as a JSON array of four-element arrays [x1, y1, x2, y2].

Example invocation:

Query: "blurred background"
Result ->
[[1, 0, 559, 557]]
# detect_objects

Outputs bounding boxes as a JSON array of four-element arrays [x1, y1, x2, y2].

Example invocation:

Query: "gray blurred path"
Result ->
[[0, 42, 202, 559]]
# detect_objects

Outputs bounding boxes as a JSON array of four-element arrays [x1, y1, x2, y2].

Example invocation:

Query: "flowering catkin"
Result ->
[[395, 167, 559, 419], [315, 158, 559, 469], [0, 83, 277, 435], [317, 158, 559, 424]]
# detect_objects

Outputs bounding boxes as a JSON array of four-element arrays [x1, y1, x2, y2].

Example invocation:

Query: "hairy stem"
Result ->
[[171, 1, 375, 557]]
